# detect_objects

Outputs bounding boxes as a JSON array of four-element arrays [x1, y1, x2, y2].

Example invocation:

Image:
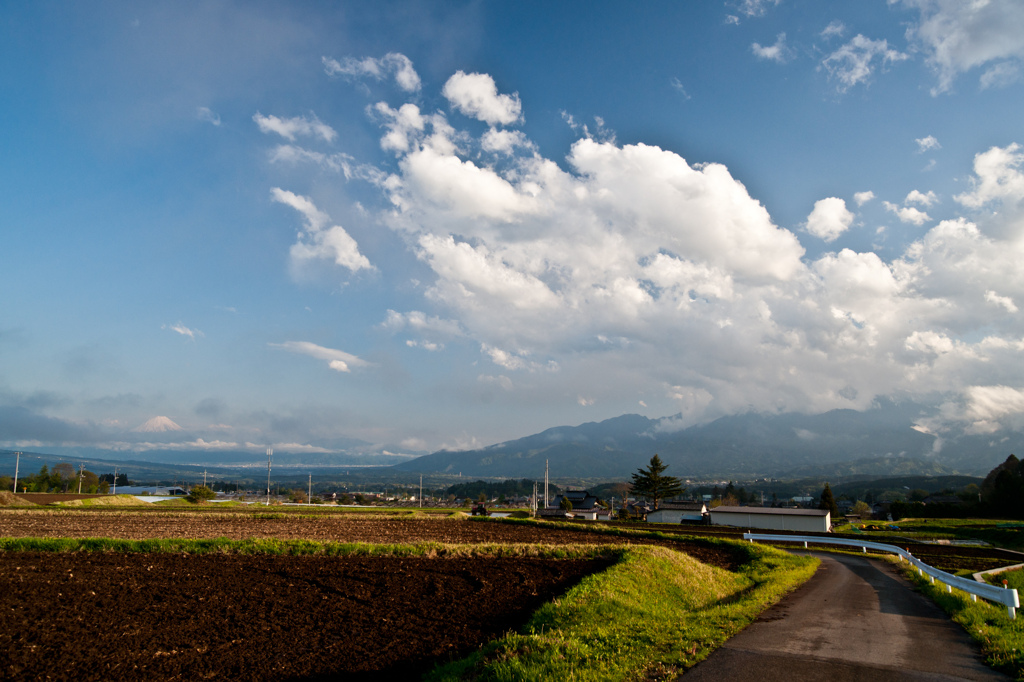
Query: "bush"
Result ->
[[186, 485, 216, 504]]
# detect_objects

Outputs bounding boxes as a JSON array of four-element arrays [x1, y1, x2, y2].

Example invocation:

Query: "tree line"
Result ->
[[2, 464, 129, 494]]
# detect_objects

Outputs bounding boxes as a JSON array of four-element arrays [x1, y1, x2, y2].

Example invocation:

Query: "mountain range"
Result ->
[[395, 402, 1024, 480]]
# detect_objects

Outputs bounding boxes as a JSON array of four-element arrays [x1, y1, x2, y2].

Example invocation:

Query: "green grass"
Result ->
[[53, 495, 150, 507], [0, 535, 630, 559], [984, 568, 1024, 591], [426, 542, 818, 681], [829, 517, 1024, 552], [894, 558, 1024, 679]]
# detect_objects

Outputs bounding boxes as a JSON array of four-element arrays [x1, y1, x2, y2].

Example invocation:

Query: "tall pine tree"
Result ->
[[819, 482, 839, 517], [630, 454, 683, 510]]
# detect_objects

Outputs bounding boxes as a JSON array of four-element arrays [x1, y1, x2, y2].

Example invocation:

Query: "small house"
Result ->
[[646, 501, 708, 524]]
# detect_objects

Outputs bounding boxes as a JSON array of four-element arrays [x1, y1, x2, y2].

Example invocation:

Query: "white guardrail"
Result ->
[[743, 533, 1020, 619]]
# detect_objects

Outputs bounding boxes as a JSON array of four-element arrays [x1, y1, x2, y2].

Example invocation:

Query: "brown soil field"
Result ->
[[0, 511, 744, 569], [1, 551, 610, 681]]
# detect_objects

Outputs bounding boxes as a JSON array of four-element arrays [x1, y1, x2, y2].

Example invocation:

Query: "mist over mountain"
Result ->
[[395, 402, 1024, 479]]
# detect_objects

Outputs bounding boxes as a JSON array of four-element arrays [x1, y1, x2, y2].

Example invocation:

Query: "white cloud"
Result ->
[[854, 190, 875, 206], [821, 20, 845, 38], [751, 33, 789, 62], [916, 135, 941, 153], [954, 143, 1024, 209], [481, 127, 532, 155], [271, 188, 372, 272], [269, 341, 371, 373], [899, 0, 1024, 94], [883, 201, 931, 225], [322, 52, 421, 92], [263, 70, 1024, 435], [163, 323, 203, 340], [670, 77, 691, 99], [985, 290, 1019, 313], [737, 0, 780, 18], [961, 385, 1024, 433], [905, 189, 938, 206], [805, 197, 854, 242], [980, 61, 1022, 90], [253, 113, 336, 143], [196, 107, 220, 126], [442, 71, 522, 126], [821, 35, 909, 91]]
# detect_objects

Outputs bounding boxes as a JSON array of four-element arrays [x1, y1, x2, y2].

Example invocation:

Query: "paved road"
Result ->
[[681, 551, 1008, 680]]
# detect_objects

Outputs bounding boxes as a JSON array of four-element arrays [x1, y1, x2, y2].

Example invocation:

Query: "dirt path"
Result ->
[[681, 552, 1007, 680]]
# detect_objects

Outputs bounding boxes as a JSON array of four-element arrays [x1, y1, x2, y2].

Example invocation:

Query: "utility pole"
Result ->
[[203, 470, 207, 487], [419, 475, 423, 509], [13, 451, 20, 494], [308, 473, 312, 505], [532, 481, 538, 515], [544, 460, 549, 509], [266, 448, 273, 505], [78, 463, 85, 494], [112, 467, 118, 495]]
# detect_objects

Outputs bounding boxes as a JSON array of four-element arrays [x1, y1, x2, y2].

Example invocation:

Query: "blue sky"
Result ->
[[3, 0, 1024, 459]]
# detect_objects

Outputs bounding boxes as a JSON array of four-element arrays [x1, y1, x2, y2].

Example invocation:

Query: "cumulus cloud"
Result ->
[[322, 52, 421, 92], [916, 135, 941, 153], [269, 341, 372, 373], [253, 113, 336, 143], [883, 201, 932, 225], [806, 197, 854, 241], [751, 33, 789, 62], [271, 188, 372, 272], [259, 68, 1024, 436], [899, 0, 1024, 94], [821, 35, 908, 91], [905, 189, 938, 207], [854, 191, 875, 206], [954, 143, 1024, 209], [442, 71, 522, 125]]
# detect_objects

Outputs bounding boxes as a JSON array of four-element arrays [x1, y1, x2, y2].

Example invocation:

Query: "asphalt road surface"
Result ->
[[681, 551, 1009, 681]]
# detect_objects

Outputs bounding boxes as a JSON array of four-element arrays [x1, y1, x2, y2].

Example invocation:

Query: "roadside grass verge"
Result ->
[[894, 558, 1024, 678], [834, 518, 1024, 552], [984, 568, 1024, 590], [427, 541, 818, 681]]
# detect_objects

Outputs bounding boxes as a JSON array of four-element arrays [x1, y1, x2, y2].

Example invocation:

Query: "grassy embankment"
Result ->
[[0, 531, 817, 680], [895, 558, 1024, 679], [427, 539, 817, 680], [834, 517, 1024, 552]]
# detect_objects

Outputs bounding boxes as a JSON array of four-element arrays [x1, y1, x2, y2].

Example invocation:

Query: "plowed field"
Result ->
[[1, 551, 609, 680], [0, 511, 743, 568]]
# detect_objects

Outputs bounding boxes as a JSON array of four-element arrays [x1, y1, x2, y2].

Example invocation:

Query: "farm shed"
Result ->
[[647, 501, 708, 524], [709, 506, 831, 533]]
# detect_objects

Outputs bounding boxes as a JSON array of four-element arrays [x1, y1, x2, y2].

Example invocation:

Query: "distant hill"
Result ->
[[395, 403, 1024, 479]]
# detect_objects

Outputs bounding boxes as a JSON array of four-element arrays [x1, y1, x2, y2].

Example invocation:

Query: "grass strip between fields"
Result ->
[[892, 558, 1024, 679], [426, 541, 818, 681], [0, 536, 621, 559]]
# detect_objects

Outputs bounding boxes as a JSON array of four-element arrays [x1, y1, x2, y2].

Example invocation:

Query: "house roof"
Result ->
[[711, 506, 829, 517], [654, 501, 706, 511]]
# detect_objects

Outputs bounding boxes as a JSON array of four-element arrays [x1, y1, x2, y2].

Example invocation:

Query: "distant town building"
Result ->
[[646, 501, 708, 524], [710, 506, 831, 533]]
